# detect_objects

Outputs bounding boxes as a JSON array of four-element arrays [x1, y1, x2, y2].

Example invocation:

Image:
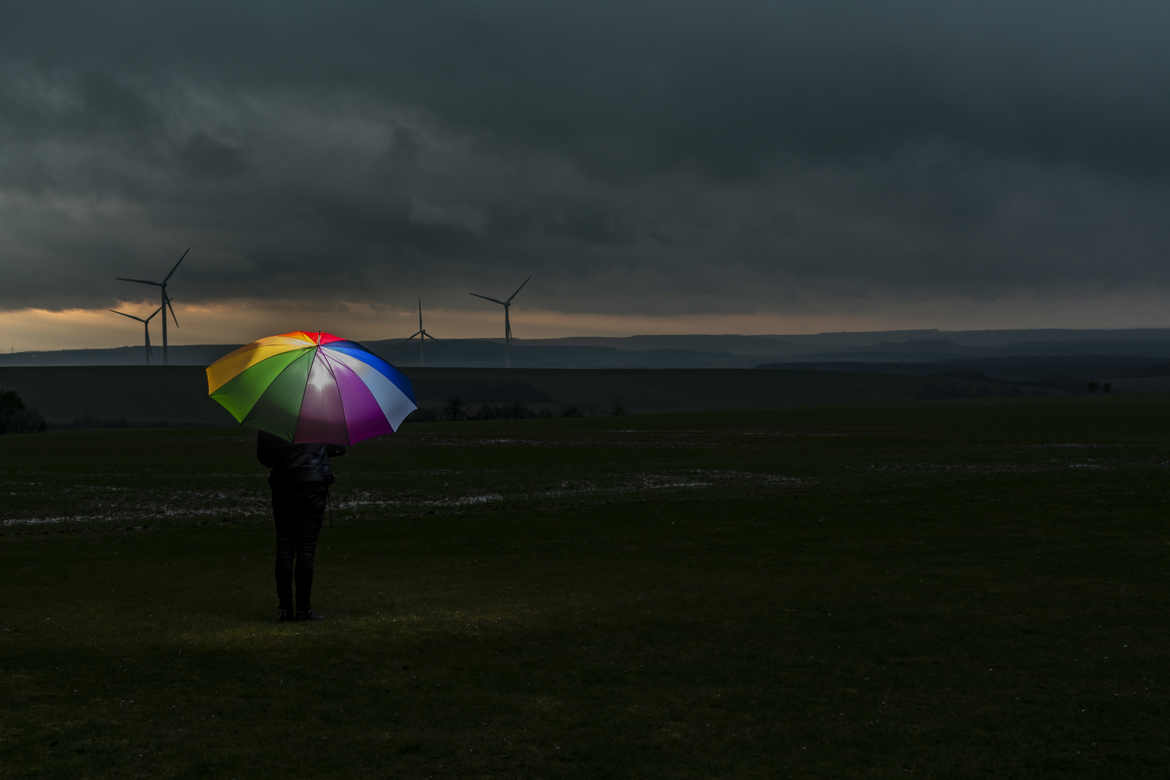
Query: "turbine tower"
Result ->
[[469, 275, 530, 367], [110, 306, 163, 364], [116, 248, 189, 365], [405, 298, 438, 365]]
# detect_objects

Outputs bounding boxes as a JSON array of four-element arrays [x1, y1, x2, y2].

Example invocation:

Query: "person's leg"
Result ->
[[293, 483, 328, 618], [272, 484, 298, 619]]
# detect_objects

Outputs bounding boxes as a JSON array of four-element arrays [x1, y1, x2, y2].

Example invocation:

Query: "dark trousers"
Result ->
[[271, 480, 329, 613]]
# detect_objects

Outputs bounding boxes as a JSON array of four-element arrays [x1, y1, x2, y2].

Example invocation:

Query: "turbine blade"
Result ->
[[506, 275, 531, 303], [405, 331, 422, 341], [424, 333, 439, 341], [167, 298, 179, 328], [110, 309, 145, 323], [469, 292, 506, 305], [164, 248, 191, 282], [145, 306, 163, 322], [117, 277, 161, 286]]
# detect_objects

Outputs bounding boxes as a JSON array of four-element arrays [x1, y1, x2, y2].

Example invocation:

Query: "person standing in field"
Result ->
[[257, 430, 346, 622]]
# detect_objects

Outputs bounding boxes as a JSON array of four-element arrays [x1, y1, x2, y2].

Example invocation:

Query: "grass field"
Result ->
[[3, 399, 1170, 777]]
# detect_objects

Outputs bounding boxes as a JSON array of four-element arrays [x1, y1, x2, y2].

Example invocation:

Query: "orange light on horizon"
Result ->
[[0, 300, 890, 352], [7, 292, 1170, 352]]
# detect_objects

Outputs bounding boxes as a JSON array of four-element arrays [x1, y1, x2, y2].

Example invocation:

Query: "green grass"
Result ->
[[4, 399, 1170, 777]]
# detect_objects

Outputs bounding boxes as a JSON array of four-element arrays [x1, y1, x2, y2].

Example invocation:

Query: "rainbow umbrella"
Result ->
[[206, 331, 417, 444]]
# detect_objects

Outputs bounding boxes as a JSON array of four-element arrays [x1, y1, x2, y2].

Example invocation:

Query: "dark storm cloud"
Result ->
[[179, 133, 249, 179], [4, 1, 1170, 318]]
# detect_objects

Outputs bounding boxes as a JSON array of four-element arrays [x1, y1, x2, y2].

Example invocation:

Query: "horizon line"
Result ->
[[12, 325, 1170, 356]]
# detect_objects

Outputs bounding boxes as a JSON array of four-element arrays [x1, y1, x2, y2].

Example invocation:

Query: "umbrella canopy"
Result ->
[[206, 331, 416, 444]]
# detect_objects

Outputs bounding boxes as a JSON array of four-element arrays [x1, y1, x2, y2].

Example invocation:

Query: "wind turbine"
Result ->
[[110, 306, 163, 364], [405, 298, 438, 365], [116, 248, 189, 365], [469, 275, 530, 366]]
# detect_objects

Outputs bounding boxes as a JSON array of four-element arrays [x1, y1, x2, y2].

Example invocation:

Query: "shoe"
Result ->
[[296, 609, 325, 621], [278, 608, 296, 622]]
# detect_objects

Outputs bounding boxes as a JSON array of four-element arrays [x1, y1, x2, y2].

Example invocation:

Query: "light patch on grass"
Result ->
[[4, 469, 809, 526], [3, 515, 91, 526], [3, 503, 267, 527], [689, 469, 811, 486], [334, 492, 505, 511], [863, 461, 1144, 474]]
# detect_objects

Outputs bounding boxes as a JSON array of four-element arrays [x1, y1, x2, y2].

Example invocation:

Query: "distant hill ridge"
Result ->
[[4, 328, 1170, 368]]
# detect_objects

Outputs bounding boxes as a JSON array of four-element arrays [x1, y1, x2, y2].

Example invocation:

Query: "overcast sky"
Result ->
[[4, 1, 1170, 349]]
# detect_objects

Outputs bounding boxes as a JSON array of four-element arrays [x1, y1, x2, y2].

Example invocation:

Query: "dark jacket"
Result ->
[[257, 431, 346, 484]]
